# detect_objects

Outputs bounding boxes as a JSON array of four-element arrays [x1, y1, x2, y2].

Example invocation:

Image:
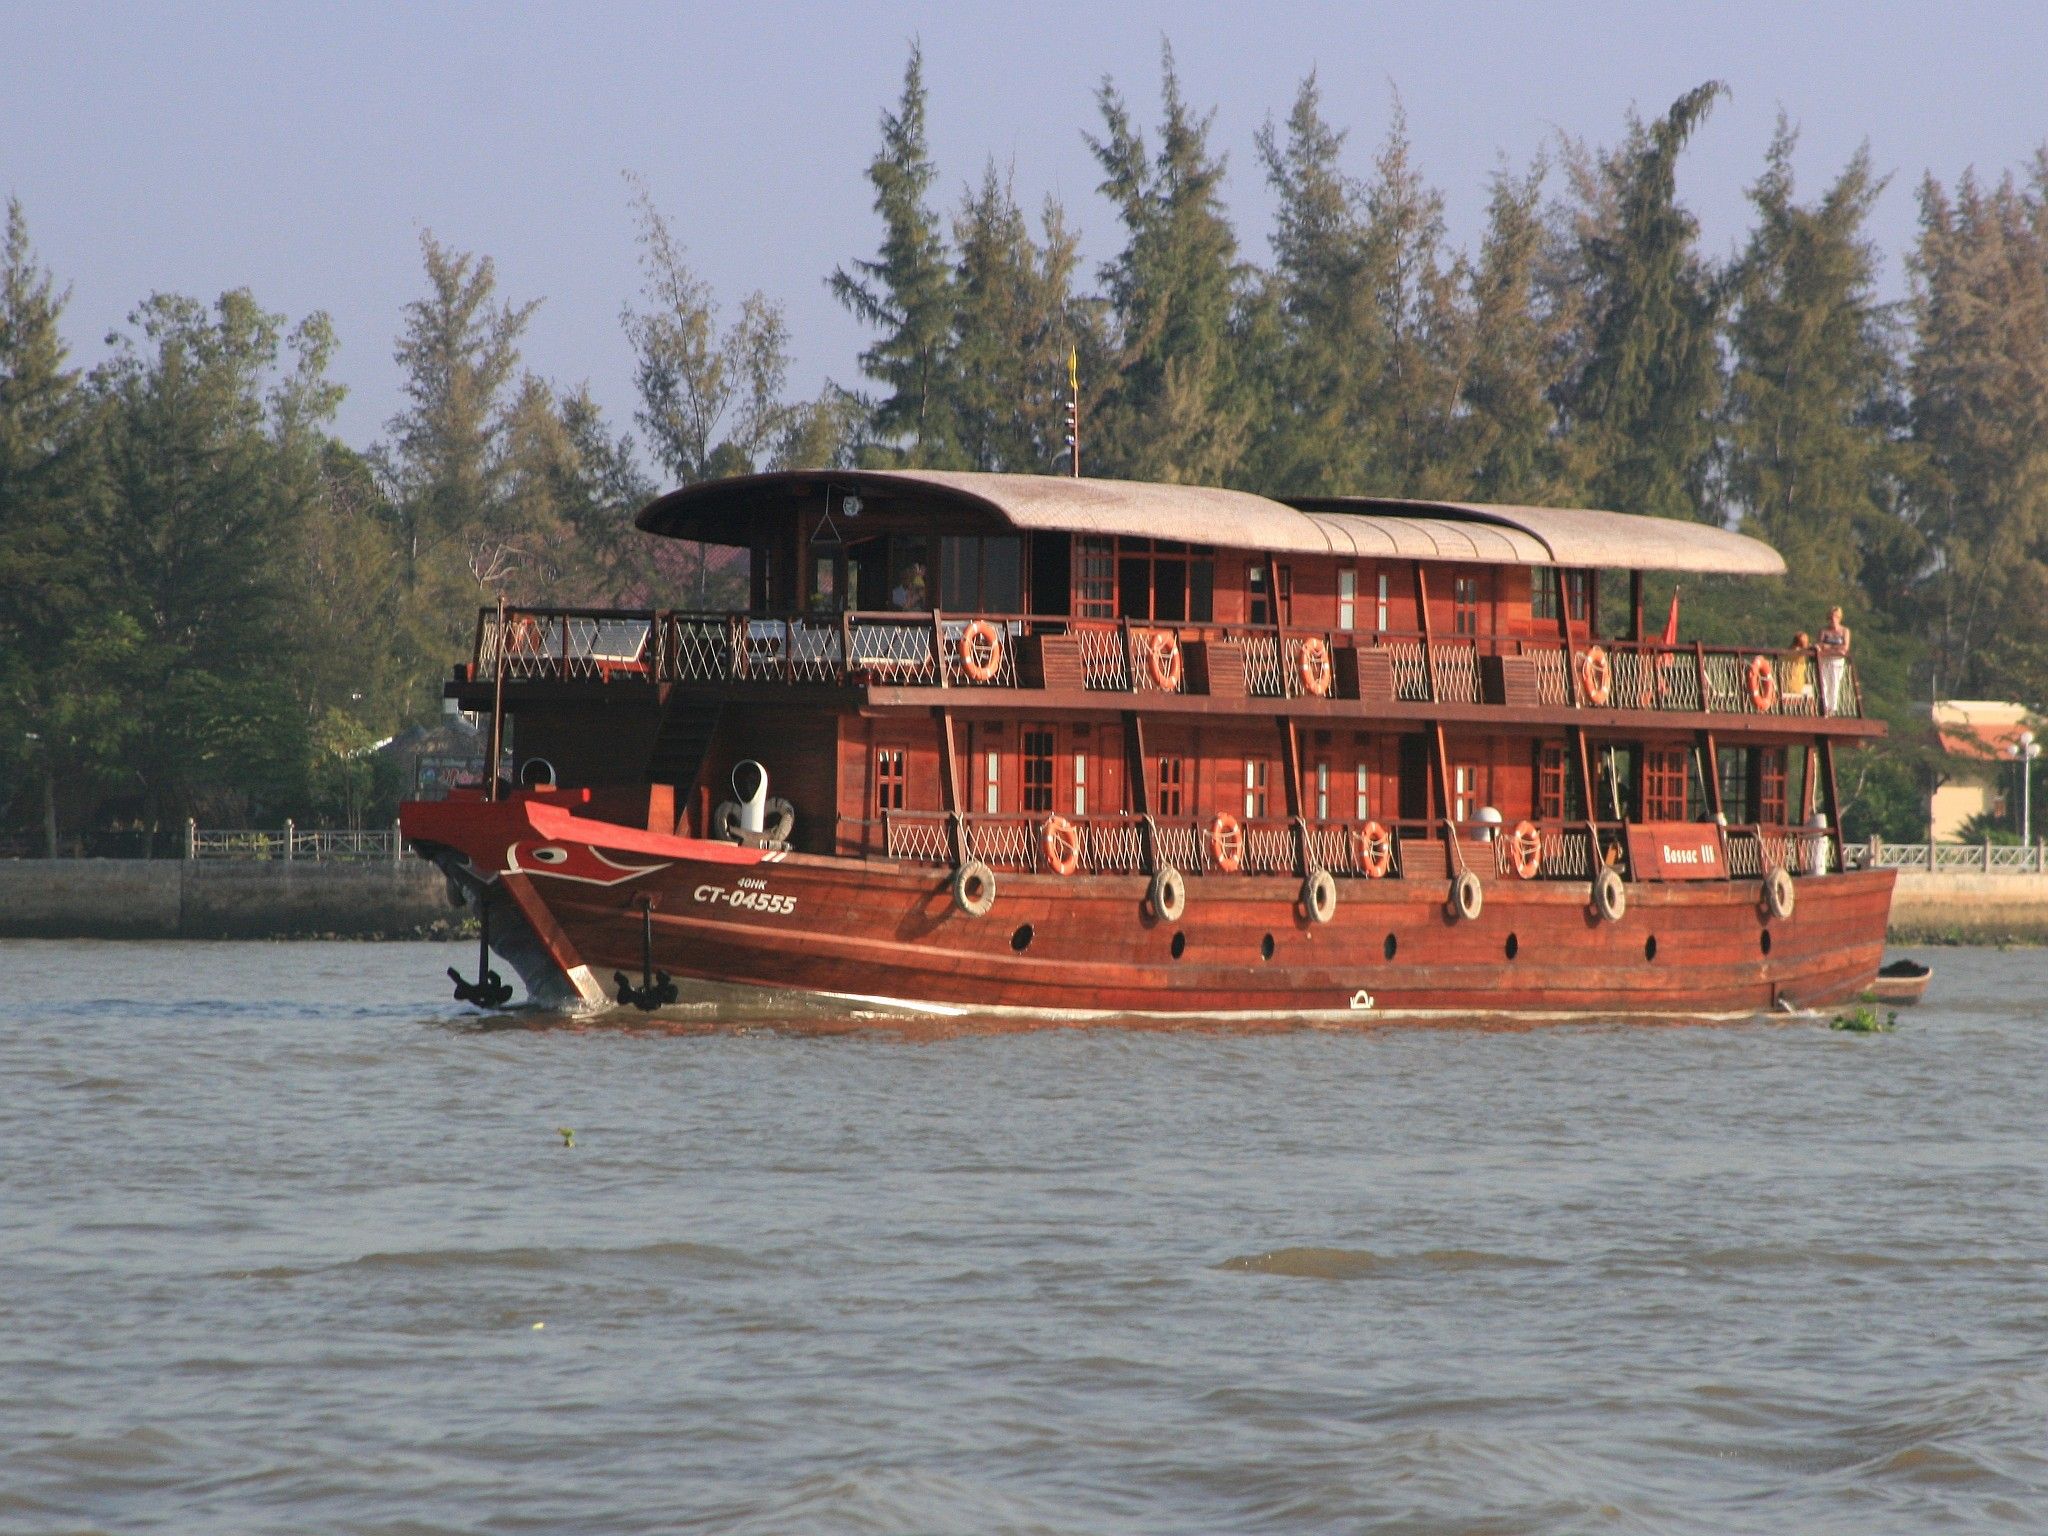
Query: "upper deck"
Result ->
[[451, 470, 1872, 736]]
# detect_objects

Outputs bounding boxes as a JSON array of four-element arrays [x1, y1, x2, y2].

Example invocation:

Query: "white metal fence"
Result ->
[[1868, 840, 2048, 873], [186, 819, 405, 862]]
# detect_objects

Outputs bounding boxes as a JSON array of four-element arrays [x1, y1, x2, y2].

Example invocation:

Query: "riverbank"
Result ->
[[2, 859, 2043, 942], [0, 858, 463, 939], [1887, 871, 2048, 944]]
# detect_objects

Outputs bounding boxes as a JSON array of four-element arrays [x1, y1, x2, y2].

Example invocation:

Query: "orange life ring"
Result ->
[[1041, 813, 1082, 876], [1207, 811, 1245, 873], [1509, 819, 1543, 880], [1357, 819, 1392, 879], [1144, 629, 1184, 691], [1746, 653, 1778, 712], [1576, 645, 1612, 706], [959, 620, 1004, 683], [1297, 635, 1333, 697]]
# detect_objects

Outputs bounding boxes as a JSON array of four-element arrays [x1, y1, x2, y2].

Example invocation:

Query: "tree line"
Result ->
[[3, 44, 2046, 851]]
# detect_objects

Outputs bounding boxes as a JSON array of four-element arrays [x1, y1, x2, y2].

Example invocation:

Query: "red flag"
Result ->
[[1662, 586, 1681, 647]]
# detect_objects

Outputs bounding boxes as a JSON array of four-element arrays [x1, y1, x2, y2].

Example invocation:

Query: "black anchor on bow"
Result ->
[[449, 904, 515, 1009], [615, 898, 677, 1011]]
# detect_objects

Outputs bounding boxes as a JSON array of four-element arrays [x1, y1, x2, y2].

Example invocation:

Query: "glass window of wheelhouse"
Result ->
[[875, 747, 906, 812], [1113, 539, 1214, 623], [1644, 747, 1689, 821], [939, 535, 1021, 612]]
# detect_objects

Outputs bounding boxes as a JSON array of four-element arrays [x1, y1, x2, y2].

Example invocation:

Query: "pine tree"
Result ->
[[1462, 157, 1573, 502], [950, 165, 1097, 472], [829, 42, 960, 466], [1725, 123, 1906, 601], [1087, 45, 1249, 484], [1907, 168, 2048, 698], [91, 290, 330, 834], [1560, 83, 1729, 520], [384, 232, 540, 590], [1354, 105, 1472, 496], [1249, 73, 1369, 493], [0, 197, 111, 854]]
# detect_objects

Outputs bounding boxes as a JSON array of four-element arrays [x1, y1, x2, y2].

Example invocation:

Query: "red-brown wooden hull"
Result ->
[[406, 798, 1895, 1022]]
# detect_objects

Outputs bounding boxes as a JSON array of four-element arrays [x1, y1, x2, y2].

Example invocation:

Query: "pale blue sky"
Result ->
[[6, 1, 2046, 457]]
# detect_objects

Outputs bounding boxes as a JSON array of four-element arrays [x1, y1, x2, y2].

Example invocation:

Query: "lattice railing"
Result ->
[[847, 620, 938, 686], [1153, 821, 1208, 874], [1385, 641, 1431, 701], [884, 812, 952, 865], [1081, 819, 1147, 873], [1075, 626, 1131, 691], [1242, 634, 1286, 698], [1530, 650, 1570, 706], [1431, 642, 1482, 705], [964, 816, 1039, 871]]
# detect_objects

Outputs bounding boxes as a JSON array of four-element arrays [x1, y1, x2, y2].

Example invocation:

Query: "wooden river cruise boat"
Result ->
[[402, 470, 1895, 1021]]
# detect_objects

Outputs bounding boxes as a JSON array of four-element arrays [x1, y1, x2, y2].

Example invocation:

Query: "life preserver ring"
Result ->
[[959, 620, 1004, 682], [1042, 814, 1082, 876], [1144, 629, 1184, 692], [1764, 865, 1796, 920], [1576, 645, 1612, 706], [952, 859, 996, 917], [1452, 869, 1484, 922], [1303, 868, 1338, 924], [1297, 635, 1333, 697], [1508, 820, 1543, 880], [1357, 820, 1393, 879], [1746, 653, 1778, 712], [1207, 812, 1244, 873], [1149, 864, 1187, 921]]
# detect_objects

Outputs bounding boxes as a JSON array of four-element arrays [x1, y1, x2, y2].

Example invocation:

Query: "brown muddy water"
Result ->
[[4, 940, 2045, 1533]]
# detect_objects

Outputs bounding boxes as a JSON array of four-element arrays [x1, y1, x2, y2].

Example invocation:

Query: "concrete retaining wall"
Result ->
[[1888, 871, 2048, 943], [0, 859, 460, 939]]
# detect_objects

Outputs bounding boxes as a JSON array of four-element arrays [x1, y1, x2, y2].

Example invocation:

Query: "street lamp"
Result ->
[[2012, 729, 2042, 846]]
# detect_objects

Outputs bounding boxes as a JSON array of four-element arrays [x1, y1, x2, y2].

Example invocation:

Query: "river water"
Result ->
[[3, 941, 2045, 1533]]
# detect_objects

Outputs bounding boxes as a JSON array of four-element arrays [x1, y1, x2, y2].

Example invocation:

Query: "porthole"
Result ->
[[1260, 933, 1275, 962], [530, 846, 569, 865], [518, 757, 557, 789], [1011, 923, 1034, 953], [1645, 935, 1659, 963], [1384, 933, 1398, 962], [1759, 929, 1772, 956], [1171, 931, 1186, 960], [1505, 932, 1519, 961]]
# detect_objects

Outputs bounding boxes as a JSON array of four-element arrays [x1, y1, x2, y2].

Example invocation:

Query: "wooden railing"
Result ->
[[470, 607, 1865, 718]]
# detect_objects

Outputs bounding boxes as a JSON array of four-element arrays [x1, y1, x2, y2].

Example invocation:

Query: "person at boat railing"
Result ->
[[891, 562, 928, 611], [1784, 632, 1814, 711], [1818, 608, 1852, 715]]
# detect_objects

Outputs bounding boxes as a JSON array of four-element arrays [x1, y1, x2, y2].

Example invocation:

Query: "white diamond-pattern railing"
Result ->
[[1242, 634, 1286, 698], [1075, 627, 1131, 691], [884, 812, 952, 865]]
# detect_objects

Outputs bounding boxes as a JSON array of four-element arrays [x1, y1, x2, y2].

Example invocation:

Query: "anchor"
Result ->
[[614, 898, 677, 1011], [449, 903, 515, 1009]]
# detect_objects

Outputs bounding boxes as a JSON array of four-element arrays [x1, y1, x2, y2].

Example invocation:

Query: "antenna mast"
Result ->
[[1064, 347, 1080, 478]]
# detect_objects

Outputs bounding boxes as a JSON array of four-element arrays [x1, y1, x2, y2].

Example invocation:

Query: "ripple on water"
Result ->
[[1217, 1245, 1563, 1280]]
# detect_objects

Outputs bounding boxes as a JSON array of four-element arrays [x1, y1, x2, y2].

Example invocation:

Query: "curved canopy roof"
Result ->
[[637, 470, 1786, 576]]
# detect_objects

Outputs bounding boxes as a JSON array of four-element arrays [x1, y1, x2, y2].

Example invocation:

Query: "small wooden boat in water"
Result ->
[[1867, 959, 1932, 1006]]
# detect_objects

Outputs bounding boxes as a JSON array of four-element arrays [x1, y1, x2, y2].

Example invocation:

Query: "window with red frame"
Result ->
[[1758, 747, 1787, 824], [1452, 575, 1481, 635], [1644, 747, 1691, 821], [1156, 755, 1186, 817], [1243, 759, 1270, 819], [1022, 728, 1055, 814], [1537, 744, 1569, 819], [875, 747, 906, 812]]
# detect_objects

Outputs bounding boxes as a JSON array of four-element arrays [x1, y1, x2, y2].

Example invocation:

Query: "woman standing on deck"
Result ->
[[1818, 607, 1852, 715]]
